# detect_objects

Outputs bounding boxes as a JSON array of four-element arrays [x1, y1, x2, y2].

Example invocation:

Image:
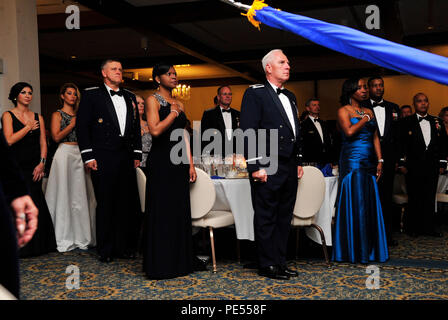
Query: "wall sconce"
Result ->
[[172, 84, 191, 100]]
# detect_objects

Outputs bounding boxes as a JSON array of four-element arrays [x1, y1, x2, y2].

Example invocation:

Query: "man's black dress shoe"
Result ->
[[123, 252, 137, 259], [408, 232, 419, 238], [388, 239, 398, 247], [99, 256, 113, 263], [258, 265, 289, 280], [278, 265, 298, 277]]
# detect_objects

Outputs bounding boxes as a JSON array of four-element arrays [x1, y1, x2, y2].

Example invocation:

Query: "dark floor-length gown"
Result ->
[[7, 111, 56, 257], [142, 94, 193, 279], [332, 117, 389, 263]]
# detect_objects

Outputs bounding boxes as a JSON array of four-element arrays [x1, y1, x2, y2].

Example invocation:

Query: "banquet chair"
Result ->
[[392, 173, 408, 233], [291, 166, 331, 267], [190, 168, 235, 273], [436, 192, 448, 214], [136, 167, 146, 213], [0, 284, 16, 300]]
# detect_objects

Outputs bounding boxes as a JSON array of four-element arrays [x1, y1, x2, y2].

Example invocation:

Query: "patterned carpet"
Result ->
[[18, 222, 448, 301]]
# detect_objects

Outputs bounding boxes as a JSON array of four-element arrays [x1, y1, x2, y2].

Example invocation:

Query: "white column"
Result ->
[[0, 0, 41, 118]]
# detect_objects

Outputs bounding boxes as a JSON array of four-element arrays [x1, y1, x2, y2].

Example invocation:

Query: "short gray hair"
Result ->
[[261, 49, 283, 73]]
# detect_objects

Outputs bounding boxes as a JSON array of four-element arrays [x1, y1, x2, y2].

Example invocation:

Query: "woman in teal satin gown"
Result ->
[[332, 78, 389, 263]]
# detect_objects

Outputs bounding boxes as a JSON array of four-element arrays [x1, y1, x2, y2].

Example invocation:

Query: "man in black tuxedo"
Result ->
[[0, 132, 38, 298], [399, 93, 447, 237], [201, 85, 240, 156], [362, 76, 400, 246], [240, 49, 303, 280], [76, 59, 142, 262], [300, 98, 335, 166]]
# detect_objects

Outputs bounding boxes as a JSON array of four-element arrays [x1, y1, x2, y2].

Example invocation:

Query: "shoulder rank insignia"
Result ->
[[250, 84, 264, 89]]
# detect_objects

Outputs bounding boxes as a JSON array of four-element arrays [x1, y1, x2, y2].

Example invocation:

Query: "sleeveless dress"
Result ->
[[332, 117, 389, 263], [45, 110, 96, 252], [142, 93, 193, 279], [7, 111, 56, 257]]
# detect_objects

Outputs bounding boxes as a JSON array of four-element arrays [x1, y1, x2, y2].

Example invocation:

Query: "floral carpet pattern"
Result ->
[[19, 229, 448, 300]]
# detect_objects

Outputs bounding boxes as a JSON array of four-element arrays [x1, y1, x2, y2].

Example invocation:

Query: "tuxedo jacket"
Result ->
[[300, 117, 335, 164], [362, 99, 400, 162], [76, 84, 142, 163], [399, 114, 448, 171], [240, 82, 302, 174], [200, 105, 240, 155]]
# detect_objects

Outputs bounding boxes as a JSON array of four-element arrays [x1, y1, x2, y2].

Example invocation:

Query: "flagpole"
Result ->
[[219, 0, 250, 11]]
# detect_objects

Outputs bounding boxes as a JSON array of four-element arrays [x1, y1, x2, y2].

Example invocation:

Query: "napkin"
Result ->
[[317, 163, 333, 177]]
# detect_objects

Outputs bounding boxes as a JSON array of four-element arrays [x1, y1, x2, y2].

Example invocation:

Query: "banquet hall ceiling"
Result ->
[[37, 0, 448, 92]]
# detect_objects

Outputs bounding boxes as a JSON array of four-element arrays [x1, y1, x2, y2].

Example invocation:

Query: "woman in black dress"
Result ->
[[143, 63, 197, 279], [2, 82, 56, 257]]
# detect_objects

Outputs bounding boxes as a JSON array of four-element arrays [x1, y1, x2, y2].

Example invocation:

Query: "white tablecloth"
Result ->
[[212, 176, 338, 244], [212, 179, 254, 241]]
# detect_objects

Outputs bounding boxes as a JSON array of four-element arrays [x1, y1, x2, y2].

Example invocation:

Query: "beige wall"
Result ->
[[0, 0, 41, 117]]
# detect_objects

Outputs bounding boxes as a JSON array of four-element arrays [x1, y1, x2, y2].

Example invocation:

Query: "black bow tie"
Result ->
[[418, 116, 429, 122], [276, 88, 286, 95], [221, 108, 231, 113], [313, 118, 320, 123], [110, 89, 123, 97], [373, 102, 384, 108]]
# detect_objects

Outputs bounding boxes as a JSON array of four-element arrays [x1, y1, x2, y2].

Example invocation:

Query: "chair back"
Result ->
[[293, 166, 325, 219], [136, 167, 146, 212], [190, 168, 216, 220], [0, 284, 16, 300]]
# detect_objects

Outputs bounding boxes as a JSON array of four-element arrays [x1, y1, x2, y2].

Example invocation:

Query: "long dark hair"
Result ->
[[8, 82, 33, 106], [339, 78, 361, 106]]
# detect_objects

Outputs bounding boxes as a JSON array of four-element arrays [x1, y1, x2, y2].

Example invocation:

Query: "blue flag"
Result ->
[[249, 5, 448, 85]]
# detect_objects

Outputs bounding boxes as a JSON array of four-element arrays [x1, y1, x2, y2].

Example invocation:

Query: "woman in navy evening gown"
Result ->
[[142, 63, 197, 279], [332, 78, 389, 263]]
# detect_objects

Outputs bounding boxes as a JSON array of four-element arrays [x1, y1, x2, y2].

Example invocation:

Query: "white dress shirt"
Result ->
[[308, 115, 324, 142], [268, 80, 296, 136], [417, 114, 431, 148], [220, 107, 233, 140], [105, 83, 127, 136], [372, 99, 385, 137]]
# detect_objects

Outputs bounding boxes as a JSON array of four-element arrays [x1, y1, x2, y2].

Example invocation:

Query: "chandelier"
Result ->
[[172, 84, 191, 100]]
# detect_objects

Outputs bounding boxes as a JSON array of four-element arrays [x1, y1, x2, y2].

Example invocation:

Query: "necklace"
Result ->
[[355, 108, 365, 116]]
